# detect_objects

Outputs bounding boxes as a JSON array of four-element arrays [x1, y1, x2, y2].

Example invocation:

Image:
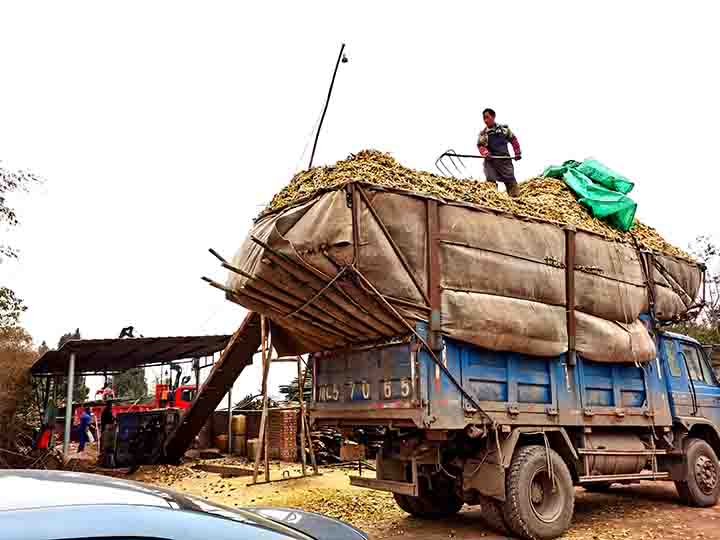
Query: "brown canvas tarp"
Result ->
[[225, 171, 702, 364]]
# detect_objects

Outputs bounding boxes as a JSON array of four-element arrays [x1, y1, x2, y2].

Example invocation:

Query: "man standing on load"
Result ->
[[477, 108, 522, 197]]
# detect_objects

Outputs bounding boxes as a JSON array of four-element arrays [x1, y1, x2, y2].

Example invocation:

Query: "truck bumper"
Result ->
[[349, 476, 418, 496], [310, 406, 424, 428]]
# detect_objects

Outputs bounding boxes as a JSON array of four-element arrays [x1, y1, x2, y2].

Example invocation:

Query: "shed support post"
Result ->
[[63, 352, 76, 456], [42, 376, 51, 419], [194, 358, 201, 396], [297, 356, 307, 476], [253, 316, 271, 484], [227, 387, 233, 455]]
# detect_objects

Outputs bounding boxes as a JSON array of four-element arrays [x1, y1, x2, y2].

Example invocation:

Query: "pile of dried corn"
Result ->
[[264, 150, 689, 260]]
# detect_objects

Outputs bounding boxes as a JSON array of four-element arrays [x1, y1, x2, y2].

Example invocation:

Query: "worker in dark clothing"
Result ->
[[100, 401, 115, 433], [477, 108, 522, 197], [100, 418, 117, 468], [78, 407, 92, 453], [100, 402, 116, 468]]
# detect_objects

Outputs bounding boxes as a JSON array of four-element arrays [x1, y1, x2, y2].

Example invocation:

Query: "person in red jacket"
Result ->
[[476, 108, 522, 197]]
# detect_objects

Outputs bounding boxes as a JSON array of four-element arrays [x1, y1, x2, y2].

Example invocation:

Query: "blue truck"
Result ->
[[309, 321, 720, 539], [218, 158, 711, 539]]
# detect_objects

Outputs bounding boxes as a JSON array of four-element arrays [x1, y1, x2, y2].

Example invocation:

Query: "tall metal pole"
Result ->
[[63, 352, 76, 456], [308, 43, 347, 169]]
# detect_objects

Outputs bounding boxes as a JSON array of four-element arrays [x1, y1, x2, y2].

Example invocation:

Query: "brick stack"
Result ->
[[268, 409, 298, 461]]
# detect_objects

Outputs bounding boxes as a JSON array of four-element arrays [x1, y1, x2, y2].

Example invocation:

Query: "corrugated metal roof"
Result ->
[[30, 335, 231, 375]]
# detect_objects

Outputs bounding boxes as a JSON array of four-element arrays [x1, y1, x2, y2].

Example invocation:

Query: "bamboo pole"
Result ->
[[303, 355, 318, 475], [304, 413, 318, 474], [253, 316, 271, 484], [94, 414, 101, 461], [264, 320, 273, 482], [297, 356, 307, 476]]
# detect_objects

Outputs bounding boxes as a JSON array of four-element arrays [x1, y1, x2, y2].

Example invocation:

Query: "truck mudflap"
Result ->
[[310, 342, 426, 427], [350, 454, 420, 496]]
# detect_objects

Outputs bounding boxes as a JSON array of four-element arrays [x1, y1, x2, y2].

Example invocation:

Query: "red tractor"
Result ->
[[73, 365, 197, 429]]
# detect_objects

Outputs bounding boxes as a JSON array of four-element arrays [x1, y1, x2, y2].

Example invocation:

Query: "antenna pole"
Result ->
[[308, 43, 346, 169]]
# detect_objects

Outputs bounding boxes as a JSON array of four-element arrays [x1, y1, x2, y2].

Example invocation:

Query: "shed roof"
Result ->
[[30, 335, 231, 376]]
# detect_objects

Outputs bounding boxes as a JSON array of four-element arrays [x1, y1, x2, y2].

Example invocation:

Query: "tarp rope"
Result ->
[[349, 264, 493, 423]]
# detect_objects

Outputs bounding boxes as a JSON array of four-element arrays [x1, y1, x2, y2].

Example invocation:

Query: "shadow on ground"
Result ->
[[374, 482, 720, 540]]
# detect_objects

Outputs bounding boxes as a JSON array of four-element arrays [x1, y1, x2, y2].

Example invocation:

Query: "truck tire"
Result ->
[[477, 495, 510, 535], [675, 438, 720, 507], [503, 445, 575, 540], [393, 492, 463, 519]]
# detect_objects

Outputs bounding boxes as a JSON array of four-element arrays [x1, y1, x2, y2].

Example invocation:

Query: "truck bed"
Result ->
[[311, 330, 672, 430]]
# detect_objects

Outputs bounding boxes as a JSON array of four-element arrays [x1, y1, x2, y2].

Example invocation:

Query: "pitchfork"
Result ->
[[435, 149, 514, 178]]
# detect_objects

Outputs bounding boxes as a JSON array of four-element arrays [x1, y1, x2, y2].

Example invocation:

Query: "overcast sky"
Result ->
[[2, 1, 719, 397]]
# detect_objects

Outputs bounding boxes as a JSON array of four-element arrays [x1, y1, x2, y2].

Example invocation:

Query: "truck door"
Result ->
[[662, 335, 720, 422], [660, 335, 687, 416], [679, 339, 720, 423]]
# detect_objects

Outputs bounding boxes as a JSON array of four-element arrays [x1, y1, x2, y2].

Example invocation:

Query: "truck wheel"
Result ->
[[675, 438, 720, 507], [503, 445, 575, 540], [393, 492, 463, 519], [477, 495, 510, 535]]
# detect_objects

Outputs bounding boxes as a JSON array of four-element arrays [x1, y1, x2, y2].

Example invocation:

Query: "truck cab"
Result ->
[[310, 326, 720, 540], [660, 331, 720, 423]]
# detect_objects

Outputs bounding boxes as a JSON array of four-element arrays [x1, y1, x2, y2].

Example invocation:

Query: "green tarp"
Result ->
[[542, 159, 637, 231]]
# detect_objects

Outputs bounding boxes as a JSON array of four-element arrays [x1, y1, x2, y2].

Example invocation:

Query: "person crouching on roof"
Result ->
[[477, 108, 522, 197]]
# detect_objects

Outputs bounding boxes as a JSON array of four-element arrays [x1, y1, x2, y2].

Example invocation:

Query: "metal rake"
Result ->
[[435, 149, 514, 178]]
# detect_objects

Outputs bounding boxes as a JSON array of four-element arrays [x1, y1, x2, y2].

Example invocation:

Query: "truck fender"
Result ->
[[464, 427, 579, 502], [500, 427, 579, 468], [674, 416, 720, 458], [655, 417, 720, 482]]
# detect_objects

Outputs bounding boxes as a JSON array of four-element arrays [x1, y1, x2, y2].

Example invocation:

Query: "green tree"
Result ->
[[0, 162, 40, 328], [113, 368, 148, 399], [57, 329, 89, 402], [0, 288, 26, 329], [278, 369, 313, 402]]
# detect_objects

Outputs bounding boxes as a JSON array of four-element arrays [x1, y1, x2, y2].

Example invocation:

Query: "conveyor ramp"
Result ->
[[164, 312, 261, 462]]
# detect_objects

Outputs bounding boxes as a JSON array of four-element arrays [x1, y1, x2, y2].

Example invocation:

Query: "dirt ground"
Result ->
[[126, 460, 720, 540]]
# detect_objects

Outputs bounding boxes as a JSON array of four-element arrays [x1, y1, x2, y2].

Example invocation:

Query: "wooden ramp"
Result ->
[[164, 312, 262, 463]]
